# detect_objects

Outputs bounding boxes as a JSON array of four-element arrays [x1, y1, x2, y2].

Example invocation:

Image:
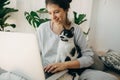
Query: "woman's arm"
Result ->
[[74, 26, 94, 68], [64, 60, 80, 69]]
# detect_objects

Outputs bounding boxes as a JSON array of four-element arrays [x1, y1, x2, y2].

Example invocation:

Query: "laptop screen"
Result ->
[[0, 32, 45, 80]]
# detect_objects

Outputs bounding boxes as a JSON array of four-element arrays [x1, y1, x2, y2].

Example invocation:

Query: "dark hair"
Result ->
[[45, 0, 72, 10]]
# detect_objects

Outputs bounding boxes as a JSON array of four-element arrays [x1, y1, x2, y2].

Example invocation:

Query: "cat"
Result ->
[[56, 27, 82, 80]]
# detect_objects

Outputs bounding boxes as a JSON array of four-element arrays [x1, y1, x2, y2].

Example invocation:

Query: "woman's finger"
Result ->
[[44, 65, 52, 72], [48, 65, 57, 73], [51, 68, 58, 73]]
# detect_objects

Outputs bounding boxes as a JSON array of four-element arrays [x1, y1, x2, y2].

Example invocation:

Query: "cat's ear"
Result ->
[[70, 27, 74, 32]]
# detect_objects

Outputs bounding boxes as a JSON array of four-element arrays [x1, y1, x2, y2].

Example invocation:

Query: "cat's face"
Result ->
[[59, 27, 74, 42]]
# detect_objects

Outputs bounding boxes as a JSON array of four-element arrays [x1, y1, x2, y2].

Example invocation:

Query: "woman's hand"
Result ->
[[44, 62, 67, 73], [44, 60, 80, 73]]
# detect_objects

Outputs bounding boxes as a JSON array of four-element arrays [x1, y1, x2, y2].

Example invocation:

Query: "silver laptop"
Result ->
[[0, 32, 67, 80], [46, 70, 68, 80], [0, 32, 45, 80]]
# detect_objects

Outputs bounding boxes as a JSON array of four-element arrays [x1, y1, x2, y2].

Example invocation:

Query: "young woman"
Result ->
[[37, 0, 118, 80]]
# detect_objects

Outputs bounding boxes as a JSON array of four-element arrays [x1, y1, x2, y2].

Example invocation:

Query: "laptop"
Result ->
[[46, 70, 68, 80], [0, 32, 67, 80], [0, 32, 45, 80]]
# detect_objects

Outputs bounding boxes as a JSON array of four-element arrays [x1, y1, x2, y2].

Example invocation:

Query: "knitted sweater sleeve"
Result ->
[[74, 26, 94, 68]]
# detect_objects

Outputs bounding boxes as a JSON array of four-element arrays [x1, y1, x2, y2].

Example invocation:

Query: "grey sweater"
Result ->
[[37, 21, 94, 68]]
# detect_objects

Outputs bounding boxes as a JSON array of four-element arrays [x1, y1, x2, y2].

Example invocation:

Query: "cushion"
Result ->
[[99, 49, 120, 73]]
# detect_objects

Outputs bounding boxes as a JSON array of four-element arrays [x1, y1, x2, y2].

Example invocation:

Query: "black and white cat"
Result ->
[[56, 27, 82, 80]]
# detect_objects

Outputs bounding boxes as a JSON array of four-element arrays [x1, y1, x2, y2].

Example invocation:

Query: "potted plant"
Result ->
[[73, 11, 90, 35], [0, 0, 18, 31], [24, 8, 50, 29], [73, 11, 90, 41]]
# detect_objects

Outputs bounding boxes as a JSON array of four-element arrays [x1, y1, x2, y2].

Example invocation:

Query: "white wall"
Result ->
[[89, 0, 120, 51], [8, 0, 92, 33]]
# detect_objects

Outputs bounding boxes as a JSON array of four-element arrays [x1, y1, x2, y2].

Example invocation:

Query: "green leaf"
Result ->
[[3, 15, 10, 23], [83, 28, 90, 35], [24, 11, 41, 28], [0, 8, 18, 18], [3, 23, 16, 28], [73, 11, 87, 25], [37, 8, 48, 13], [10, 24, 16, 28], [0, 0, 10, 8]]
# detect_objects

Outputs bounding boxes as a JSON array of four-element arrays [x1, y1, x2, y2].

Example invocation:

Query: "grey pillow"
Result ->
[[99, 49, 120, 73]]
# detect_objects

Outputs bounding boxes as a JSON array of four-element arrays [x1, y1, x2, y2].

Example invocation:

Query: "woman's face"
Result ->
[[47, 4, 67, 25]]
